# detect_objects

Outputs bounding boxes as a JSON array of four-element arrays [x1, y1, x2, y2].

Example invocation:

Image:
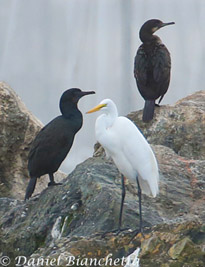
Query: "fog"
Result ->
[[0, 0, 204, 173]]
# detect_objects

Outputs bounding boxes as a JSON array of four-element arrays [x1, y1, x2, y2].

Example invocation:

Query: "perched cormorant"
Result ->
[[134, 19, 175, 122], [25, 88, 95, 200]]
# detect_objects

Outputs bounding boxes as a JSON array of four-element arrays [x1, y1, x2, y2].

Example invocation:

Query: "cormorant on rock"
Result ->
[[134, 19, 175, 122], [25, 88, 95, 200]]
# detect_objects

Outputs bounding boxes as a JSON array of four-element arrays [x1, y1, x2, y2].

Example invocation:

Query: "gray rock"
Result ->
[[127, 90, 205, 160]]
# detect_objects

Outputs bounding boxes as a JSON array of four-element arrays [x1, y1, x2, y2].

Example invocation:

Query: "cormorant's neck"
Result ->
[[140, 31, 161, 44], [60, 102, 81, 119]]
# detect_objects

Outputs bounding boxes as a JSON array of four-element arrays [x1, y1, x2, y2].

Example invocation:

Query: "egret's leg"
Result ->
[[128, 176, 143, 241], [48, 173, 62, 186], [136, 176, 142, 233], [99, 175, 129, 237], [118, 174, 126, 230]]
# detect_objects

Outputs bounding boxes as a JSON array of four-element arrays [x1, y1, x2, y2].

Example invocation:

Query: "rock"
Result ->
[[168, 237, 196, 260], [139, 221, 205, 266], [0, 82, 66, 199], [0, 88, 205, 266], [0, 146, 205, 266], [140, 234, 161, 257], [127, 90, 205, 160]]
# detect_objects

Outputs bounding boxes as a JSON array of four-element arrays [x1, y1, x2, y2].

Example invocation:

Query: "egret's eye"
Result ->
[[101, 104, 107, 108]]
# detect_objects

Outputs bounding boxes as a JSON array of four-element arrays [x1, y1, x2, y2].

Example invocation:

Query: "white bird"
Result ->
[[87, 99, 159, 233]]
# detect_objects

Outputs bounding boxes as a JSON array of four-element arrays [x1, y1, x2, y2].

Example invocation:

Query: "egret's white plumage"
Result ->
[[88, 99, 159, 197]]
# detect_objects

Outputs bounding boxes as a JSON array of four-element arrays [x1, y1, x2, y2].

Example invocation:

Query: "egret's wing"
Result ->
[[115, 117, 159, 196]]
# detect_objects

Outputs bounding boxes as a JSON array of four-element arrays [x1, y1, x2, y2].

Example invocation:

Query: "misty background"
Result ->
[[0, 0, 204, 173]]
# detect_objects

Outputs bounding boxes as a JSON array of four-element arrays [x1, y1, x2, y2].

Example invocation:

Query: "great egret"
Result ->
[[134, 19, 174, 122], [87, 99, 159, 233], [25, 88, 95, 200]]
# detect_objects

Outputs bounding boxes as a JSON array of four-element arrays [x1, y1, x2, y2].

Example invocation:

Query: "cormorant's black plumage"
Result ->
[[134, 19, 175, 122], [25, 88, 95, 200]]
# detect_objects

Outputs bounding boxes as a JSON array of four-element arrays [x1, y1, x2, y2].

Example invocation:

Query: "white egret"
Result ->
[[87, 99, 159, 233]]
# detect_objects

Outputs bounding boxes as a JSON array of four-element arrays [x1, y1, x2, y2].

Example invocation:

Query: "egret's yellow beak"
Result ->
[[86, 103, 107, 114]]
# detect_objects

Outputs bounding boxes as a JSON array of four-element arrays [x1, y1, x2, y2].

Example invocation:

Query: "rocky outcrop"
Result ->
[[0, 82, 65, 199], [127, 90, 205, 160], [0, 88, 205, 266]]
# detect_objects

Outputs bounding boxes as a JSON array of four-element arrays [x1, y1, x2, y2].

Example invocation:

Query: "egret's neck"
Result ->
[[95, 104, 118, 139]]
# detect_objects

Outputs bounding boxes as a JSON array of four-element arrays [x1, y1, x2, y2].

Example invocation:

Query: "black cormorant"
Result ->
[[25, 88, 95, 200], [134, 19, 175, 122]]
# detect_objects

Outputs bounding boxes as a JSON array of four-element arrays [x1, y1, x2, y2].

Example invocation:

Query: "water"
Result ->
[[0, 0, 204, 173]]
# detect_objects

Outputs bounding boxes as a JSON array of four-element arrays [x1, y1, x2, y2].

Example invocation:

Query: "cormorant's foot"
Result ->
[[48, 182, 63, 187], [101, 227, 130, 238], [155, 103, 160, 107]]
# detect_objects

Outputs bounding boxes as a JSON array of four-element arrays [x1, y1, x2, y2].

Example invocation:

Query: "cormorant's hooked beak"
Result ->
[[80, 91, 95, 97], [152, 21, 175, 34], [86, 103, 107, 114], [160, 21, 175, 28], [152, 21, 175, 33]]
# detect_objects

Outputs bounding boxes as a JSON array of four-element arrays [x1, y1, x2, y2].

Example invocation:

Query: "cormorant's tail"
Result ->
[[24, 177, 37, 200], [143, 100, 155, 122]]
